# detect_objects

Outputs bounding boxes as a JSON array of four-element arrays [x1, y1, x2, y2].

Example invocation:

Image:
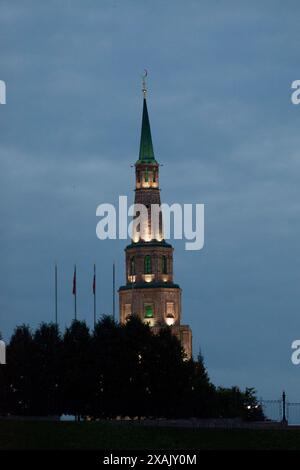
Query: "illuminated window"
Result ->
[[166, 302, 174, 315], [130, 257, 135, 275], [145, 168, 148, 182], [144, 255, 152, 274], [166, 303, 175, 325], [124, 304, 132, 319], [144, 304, 154, 318], [162, 255, 168, 274]]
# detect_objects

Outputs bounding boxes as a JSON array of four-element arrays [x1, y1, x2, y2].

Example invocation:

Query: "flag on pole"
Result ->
[[93, 264, 96, 295], [73, 265, 77, 320], [93, 264, 96, 328], [73, 265, 76, 295]]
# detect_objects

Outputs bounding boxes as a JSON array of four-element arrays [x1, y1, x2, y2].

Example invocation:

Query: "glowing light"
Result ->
[[166, 315, 175, 326], [144, 274, 154, 283], [144, 318, 155, 327]]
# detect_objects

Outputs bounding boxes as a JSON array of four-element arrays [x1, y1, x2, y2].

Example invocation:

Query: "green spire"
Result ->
[[137, 98, 156, 163]]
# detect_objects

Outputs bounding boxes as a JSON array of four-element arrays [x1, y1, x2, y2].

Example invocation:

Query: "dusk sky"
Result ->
[[1, 0, 300, 404]]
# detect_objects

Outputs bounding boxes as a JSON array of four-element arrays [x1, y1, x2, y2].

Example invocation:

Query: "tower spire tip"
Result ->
[[142, 69, 148, 98]]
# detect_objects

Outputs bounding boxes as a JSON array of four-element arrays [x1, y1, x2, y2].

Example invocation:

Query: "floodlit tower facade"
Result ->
[[119, 78, 192, 359]]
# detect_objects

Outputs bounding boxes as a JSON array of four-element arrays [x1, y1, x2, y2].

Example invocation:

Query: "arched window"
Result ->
[[162, 255, 168, 274], [144, 255, 152, 274], [144, 167, 149, 182], [144, 304, 154, 318], [130, 257, 135, 276]]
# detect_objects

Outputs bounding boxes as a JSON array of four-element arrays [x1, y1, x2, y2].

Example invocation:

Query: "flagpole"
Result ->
[[93, 264, 96, 328], [74, 265, 77, 320], [55, 263, 58, 325], [113, 261, 115, 321]]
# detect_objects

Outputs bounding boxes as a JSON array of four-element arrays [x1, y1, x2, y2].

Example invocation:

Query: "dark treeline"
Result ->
[[0, 316, 264, 420]]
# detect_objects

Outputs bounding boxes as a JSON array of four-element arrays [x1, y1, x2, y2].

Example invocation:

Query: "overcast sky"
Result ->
[[1, 0, 300, 406]]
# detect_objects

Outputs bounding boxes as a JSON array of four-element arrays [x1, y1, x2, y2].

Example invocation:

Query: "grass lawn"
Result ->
[[0, 421, 300, 450]]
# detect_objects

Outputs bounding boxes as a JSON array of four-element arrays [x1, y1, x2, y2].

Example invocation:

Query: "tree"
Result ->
[[121, 315, 154, 418], [31, 323, 62, 416], [1, 319, 265, 422], [213, 386, 264, 420], [6, 325, 34, 415], [0, 330, 8, 415], [183, 349, 215, 418], [91, 315, 123, 418], [242, 387, 265, 421], [61, 320, 92, 420], [146, 326, 188, 418]]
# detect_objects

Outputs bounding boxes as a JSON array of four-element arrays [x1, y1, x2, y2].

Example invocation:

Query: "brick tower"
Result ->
[[119, 77, 192, 359]]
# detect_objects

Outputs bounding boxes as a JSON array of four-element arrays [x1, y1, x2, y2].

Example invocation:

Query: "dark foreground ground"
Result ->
[[0, 421, 300, 450]]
